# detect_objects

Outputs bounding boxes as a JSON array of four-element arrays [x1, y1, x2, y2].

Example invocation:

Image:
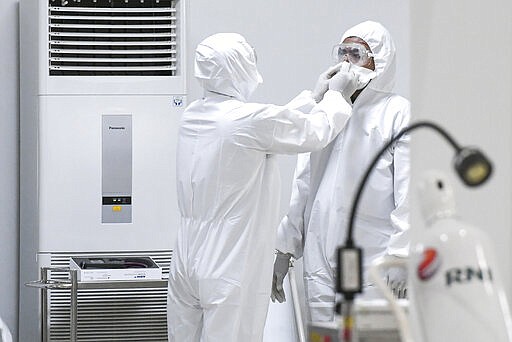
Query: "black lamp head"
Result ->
[[454, 147, 493, 187]]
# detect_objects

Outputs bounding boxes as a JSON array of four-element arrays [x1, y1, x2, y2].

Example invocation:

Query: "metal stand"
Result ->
[[26, 267, 77, 342], [26, 267, 167, 342]]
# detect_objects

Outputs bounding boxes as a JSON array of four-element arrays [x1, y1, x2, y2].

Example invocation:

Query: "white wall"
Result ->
[[410, 0, 512, 295], [0, 0, 19, 340]]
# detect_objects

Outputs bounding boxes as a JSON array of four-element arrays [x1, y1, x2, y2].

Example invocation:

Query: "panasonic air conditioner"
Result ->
[[20, 0, 187, 340]]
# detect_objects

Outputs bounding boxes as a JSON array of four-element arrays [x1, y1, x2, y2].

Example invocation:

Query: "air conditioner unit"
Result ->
[[20, 0, 187, 340]]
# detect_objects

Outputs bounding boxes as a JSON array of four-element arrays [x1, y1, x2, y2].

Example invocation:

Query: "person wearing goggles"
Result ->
[[272, 21, 411, 322]]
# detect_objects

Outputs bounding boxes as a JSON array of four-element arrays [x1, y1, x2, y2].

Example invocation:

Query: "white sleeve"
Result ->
[[231, 90, 351, 154], [284, 90, 317, 113], [275, 153, 310, 259], [386, 102, 411, 258]]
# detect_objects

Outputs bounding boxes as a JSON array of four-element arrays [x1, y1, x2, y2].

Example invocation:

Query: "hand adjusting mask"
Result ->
[[332, 43, 376, 90]]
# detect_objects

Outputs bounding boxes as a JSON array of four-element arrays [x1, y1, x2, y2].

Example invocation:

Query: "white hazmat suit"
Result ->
[[167, 33, 354, 341], [276, 21, 411, 321]]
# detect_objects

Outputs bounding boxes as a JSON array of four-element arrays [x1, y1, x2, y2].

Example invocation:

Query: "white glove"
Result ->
[[387, 265, 408, 299], [271, 251, 292, 303], [328, 62, 358, 104], [311, 62, 345, 103]]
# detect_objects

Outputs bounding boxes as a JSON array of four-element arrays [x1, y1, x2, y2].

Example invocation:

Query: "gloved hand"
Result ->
[[386, 266, 408, 299], [328, 62, 358, 104], [311, 62, 345, 103], [271, 251, 292, 303]]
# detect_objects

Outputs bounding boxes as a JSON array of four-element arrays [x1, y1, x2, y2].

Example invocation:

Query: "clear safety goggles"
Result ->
[[332, 43, 374, 66]]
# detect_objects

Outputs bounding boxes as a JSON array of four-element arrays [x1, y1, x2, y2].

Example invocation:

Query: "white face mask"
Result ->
[[350, 64, 377, 90]]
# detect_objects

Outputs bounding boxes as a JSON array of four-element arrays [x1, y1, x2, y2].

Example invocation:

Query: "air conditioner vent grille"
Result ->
[[45, 251, 171, 341], [48, 0, 179, 76]]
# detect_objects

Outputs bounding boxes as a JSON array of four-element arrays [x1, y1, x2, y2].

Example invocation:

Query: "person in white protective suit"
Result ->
[[167, 32, 361, 341], [271, 21, 411, 322]]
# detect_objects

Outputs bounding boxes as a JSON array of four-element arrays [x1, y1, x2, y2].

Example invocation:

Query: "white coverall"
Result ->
[[167, 33, 352, 341], [276, 21, 411, 321]]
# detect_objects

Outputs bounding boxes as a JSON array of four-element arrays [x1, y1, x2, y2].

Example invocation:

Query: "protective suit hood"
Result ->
[[341, 21, 396, 93], [194, 33, 263, 102]]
